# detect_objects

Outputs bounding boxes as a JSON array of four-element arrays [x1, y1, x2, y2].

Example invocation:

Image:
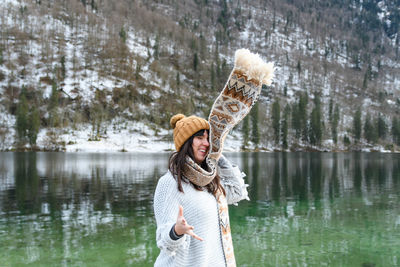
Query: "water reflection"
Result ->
[[0, 152, 167, 266], [0, 152, 399, 266], [5, 153, 167, 210], [236, 152, 400, 204], [232, 152, 400, 266]]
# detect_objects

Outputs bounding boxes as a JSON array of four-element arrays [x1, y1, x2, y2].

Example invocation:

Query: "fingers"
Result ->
[[176, 205, 203, 241], [178, 205, 183, 217], [188, 230, 204, 241]]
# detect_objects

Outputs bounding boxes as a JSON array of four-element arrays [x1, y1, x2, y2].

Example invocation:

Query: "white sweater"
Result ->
[[153, 156, 249, 267]]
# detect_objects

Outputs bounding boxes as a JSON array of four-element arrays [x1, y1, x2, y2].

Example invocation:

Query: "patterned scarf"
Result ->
[[208, 49, 274, 159], [215, 188, 236, 267], [184, 49, 273, 267], [208, 49, 274, 267]]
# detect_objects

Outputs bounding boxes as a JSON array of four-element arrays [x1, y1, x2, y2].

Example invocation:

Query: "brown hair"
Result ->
[[168, 129, 225, 196]]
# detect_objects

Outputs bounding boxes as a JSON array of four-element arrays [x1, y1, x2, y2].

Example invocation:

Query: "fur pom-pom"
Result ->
[[170, 114, 185, 129], [234, 48, 274, 86]]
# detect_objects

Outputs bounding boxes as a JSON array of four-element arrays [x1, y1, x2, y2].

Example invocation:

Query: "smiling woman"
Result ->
[[153, 113, 249, 267], [191, 130, 209, 164]]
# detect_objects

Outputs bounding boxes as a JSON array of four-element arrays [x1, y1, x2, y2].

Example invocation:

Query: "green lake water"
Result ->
[[0, 152, 399, 266]]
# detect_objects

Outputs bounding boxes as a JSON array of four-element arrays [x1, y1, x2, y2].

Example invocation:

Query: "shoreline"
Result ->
[[2, 145, 397, 153], [2, 123, 398, 153]]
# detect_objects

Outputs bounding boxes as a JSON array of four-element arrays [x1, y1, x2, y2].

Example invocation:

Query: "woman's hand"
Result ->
[[175, 205, 204, 241]]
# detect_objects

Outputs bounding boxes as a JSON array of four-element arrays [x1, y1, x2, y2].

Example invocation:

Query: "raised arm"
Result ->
[[218, 154, 250, 205]]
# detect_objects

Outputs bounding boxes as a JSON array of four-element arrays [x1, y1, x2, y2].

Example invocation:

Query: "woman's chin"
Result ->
[[194, 155, 206, 164]]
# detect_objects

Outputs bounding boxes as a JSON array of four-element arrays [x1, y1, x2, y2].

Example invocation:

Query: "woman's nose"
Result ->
[[203, 137, 209, 146]]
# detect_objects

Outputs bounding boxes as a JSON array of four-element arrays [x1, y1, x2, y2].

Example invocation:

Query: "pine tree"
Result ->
[[119, 27, 127, 43], [176, 72, 180, 93], [48, 81, 59, 127], [281, 104, 290, 149], [310, 93, 323, 145], [272, 100, 281, 144], [28, 107, 40, 146], [362, 70, 368, 89], [199, 32, 206, 59], [217, 0, 229, 31], [214, 43, 220, 68], [344, 135, 351, 146], [242, 116, 249, 148], [16, 87, 29, 143], [377, 113, 387, 140], [364, 113, 377, 143], [364, 113, 372, 142], [392, 117, 400, 145], [296, 59, 301, 76], [362, 63, 372, 89], [299, 92, 308, 142], [353, 107, 362, 143], [91, 0, 96, 11], [272, 9, 276, 30], [153, 35, 160, 60], [329, 98, 333, 123], [60, 56, 66, 80], [251, 103, 259, 148], [49, 81, 58, 110], [145, 37, 152, 60], [210, 63, 215, 90], [193, 52, 198, 71], [0, 47, 3, 65], [291, 101, 300, 139], [135, 63, 141, 80], [332, 104, 340, 144]]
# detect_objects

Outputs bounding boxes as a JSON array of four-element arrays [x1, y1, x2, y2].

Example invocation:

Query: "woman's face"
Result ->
[[192, 130, 209, 164]]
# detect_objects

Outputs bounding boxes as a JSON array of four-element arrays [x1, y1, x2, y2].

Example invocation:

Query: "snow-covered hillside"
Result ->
[[0, 0, 399, 152]]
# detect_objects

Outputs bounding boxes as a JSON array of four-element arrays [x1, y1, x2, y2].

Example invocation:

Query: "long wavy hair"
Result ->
[[169, 129, 225, 196]]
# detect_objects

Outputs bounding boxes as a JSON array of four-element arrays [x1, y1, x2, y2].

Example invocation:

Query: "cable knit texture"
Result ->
[[153, 155, 249, 267]]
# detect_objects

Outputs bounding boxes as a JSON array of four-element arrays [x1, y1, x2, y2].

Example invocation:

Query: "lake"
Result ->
[[0, 152, 399, 266]]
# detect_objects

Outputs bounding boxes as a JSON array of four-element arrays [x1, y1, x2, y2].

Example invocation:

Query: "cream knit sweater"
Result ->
[[153, 156, 249, 267]]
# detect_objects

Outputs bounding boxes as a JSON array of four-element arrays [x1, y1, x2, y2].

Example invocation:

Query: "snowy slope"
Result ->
[[0, 0, 399, 152]]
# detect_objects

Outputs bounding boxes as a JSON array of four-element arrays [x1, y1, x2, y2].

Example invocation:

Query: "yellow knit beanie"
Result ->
[[170, 114, 209, 151]]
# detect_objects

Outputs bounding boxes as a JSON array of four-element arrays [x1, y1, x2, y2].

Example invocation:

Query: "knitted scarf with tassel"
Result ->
[[183, 49, 274, 266], [208, 48, 274, 267]]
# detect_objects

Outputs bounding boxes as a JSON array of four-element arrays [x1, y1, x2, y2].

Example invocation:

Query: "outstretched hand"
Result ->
[[175, 205, 204, 241]]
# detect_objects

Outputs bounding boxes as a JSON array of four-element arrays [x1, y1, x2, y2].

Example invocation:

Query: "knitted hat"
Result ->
[[170, 114, 209, 151]]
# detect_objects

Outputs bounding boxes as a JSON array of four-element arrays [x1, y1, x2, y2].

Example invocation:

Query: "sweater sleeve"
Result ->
[[153, 173, 189, 256], [218, 154, 250, 205]]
